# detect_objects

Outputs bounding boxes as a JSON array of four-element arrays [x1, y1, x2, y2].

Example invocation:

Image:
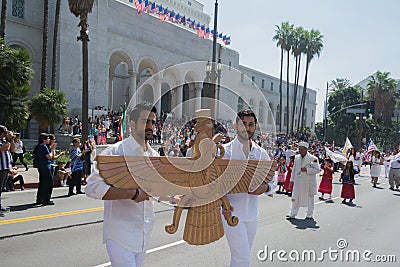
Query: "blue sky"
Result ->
[[202, 0, 400, 122]]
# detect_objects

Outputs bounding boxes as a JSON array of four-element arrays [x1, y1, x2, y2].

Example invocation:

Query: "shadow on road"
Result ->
[[287, 218, 320, 230], [393, 193, 400, 197], [8, 203, 43, 212]]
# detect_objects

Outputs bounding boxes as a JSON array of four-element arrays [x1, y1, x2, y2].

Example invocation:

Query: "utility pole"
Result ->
[[323, 82, 328, 142]]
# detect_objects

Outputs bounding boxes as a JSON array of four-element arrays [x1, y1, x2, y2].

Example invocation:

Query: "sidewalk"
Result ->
[[13, 165, 40, 189]]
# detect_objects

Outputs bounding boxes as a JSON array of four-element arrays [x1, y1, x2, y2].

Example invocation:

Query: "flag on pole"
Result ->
[[364, 139, 377, 162], [342, 137, 353, 155], [134, 0, 144, 14]]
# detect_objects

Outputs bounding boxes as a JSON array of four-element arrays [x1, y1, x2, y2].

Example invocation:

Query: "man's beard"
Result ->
[[237, 130, 254, 141], [135, 127, 154, 141]]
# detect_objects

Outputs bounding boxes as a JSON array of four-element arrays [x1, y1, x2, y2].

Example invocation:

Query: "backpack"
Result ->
[[32, 145, 39, 168]]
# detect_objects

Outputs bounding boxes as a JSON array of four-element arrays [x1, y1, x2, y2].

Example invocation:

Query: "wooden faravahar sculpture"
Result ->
[[96, 109, 276, 245]]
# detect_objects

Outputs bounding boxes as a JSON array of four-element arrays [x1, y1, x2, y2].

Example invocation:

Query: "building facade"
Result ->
[[3, 0, 317, 137]]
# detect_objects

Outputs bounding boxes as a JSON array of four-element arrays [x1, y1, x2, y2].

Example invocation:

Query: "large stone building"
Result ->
[[3, 0, 317, 137]]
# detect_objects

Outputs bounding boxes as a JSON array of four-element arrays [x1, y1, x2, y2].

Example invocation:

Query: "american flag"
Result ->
[[364, 139, 377, 162], [134, 0, 144, 14]]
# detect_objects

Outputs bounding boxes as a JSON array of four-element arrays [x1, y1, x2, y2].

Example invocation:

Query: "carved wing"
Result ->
[[213, 159, 277, 194], [97, 155, 200, 196]]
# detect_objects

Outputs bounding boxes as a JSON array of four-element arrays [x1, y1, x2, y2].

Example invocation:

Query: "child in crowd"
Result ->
[[340, 160, 356, 204], [276, 156, 287, 194], [318, 158, 334, 200], [283, 155, 294, 196], [55, 162, 70, 187]]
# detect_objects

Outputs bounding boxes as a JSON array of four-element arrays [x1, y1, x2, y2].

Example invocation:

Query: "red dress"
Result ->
[[340, 171, 356, 199], [318, 166, 333, 194], [283, 162, 293, 193]]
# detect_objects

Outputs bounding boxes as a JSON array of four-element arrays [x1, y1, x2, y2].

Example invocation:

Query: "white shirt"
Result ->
[[222, 137, 276, 222], [390, 153, 400, 169], [14, 140, 24, 154], [85, 136, 158, 252]]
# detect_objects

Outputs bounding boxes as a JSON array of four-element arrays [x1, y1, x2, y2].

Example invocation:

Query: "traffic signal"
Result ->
[[320, 129, 325, 137], [365, 100, 375, 114]]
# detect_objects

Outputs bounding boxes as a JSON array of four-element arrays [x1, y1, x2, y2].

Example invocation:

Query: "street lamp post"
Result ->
[[209, 0, 218, 119], [68, 0, 95, 141]]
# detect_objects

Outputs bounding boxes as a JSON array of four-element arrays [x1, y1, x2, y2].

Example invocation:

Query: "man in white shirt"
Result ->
[[86, 102, 158, 267], [388, 152, 400, 190], [221, 109, 276, 267]]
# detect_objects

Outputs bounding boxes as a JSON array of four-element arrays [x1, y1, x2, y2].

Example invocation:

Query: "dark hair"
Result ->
[[236, 109, 257, 124], [0, 125, 7, 134], [48, 134, 55, 140], [38, 133, 49, 144], [128, 102, 157, 123]]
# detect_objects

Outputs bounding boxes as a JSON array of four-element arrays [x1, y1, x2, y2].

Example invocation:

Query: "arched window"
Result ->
[[237, 97, 244, 112], [276, 104, 281, 125], [258, 101, 264, 124], [249, 99, 254, 110]]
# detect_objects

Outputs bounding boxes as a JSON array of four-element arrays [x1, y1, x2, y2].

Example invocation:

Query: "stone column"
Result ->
[[175, 84, 183, 119], [154, 76, 162, 116], [128, 70, 137, 106], [195, 82, 202, 112]]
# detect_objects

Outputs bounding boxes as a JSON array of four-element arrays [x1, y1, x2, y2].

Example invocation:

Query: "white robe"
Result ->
[[290, 152, 320, 207]]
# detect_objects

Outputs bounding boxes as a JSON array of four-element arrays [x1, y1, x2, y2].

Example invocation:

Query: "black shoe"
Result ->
[[76, 191, 85, 194], [42, 201, 55, 206], [342, 199, 347, 204], [286, 215, 296, 220], [306, 216, 314, 220], [25, 167, 29, 171], [389, 187, 395, 191], [68, 192, 76, 196], [0, 206, 10, 212]]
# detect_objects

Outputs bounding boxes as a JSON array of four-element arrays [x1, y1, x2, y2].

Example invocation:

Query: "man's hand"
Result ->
[[301, 167, 307, 172], [222, 206, 234, 220], [134, 188, 150, 203], [248, 183, 269, 195], [212, 133, 224, 143]]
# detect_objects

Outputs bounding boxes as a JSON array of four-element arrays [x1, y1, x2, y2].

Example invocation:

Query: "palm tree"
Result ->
[[272, 23, 285, 132], [0, 39, 33, 131], [40, 0, 49, 90], [0, 0, 6, 39], [51, 0, 61, 90], [68, 0, 95, 141], [283, 23, 294, 135], [29, 88, 68, 132], [297, 29, 323, 131], [273, 22, 292, 133], [290, 26, 306, 133], [366, 71, 399, 125]]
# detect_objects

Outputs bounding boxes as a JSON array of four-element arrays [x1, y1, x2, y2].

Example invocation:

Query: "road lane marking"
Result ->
[[0, 207, 104, 225]]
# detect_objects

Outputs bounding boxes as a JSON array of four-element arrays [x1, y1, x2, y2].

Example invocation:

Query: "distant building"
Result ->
[[4, 0, 317, 137]]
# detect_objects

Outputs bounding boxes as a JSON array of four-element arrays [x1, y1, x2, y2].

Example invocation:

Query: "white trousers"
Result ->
[[289, 195, 315, 218], [106, 239, 146, 267], [222, 219, 258, 267]]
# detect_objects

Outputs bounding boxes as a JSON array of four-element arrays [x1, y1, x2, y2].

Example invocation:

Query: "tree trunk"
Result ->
[[81, 13, 89, 142], [278, 47, 283, 133], [40, 0, 49, 90], [291, 54, 301, 133], [51, 0, 61, 90], [286, 49, 290, 135], [299, 60, 310, 130], [0, 0, 7, 39]]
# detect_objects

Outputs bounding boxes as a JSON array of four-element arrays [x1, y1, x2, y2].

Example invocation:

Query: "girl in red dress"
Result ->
[[318, 158, 334, 200], [283, 155, 294, 196], [340, 160, 356, 204]]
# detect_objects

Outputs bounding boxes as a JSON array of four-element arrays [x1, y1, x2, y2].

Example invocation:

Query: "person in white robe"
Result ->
[[287, 141, 320, 219]]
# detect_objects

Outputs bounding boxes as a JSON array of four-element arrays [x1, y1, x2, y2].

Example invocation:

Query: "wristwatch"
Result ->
[[131, 189, 140, 200]]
